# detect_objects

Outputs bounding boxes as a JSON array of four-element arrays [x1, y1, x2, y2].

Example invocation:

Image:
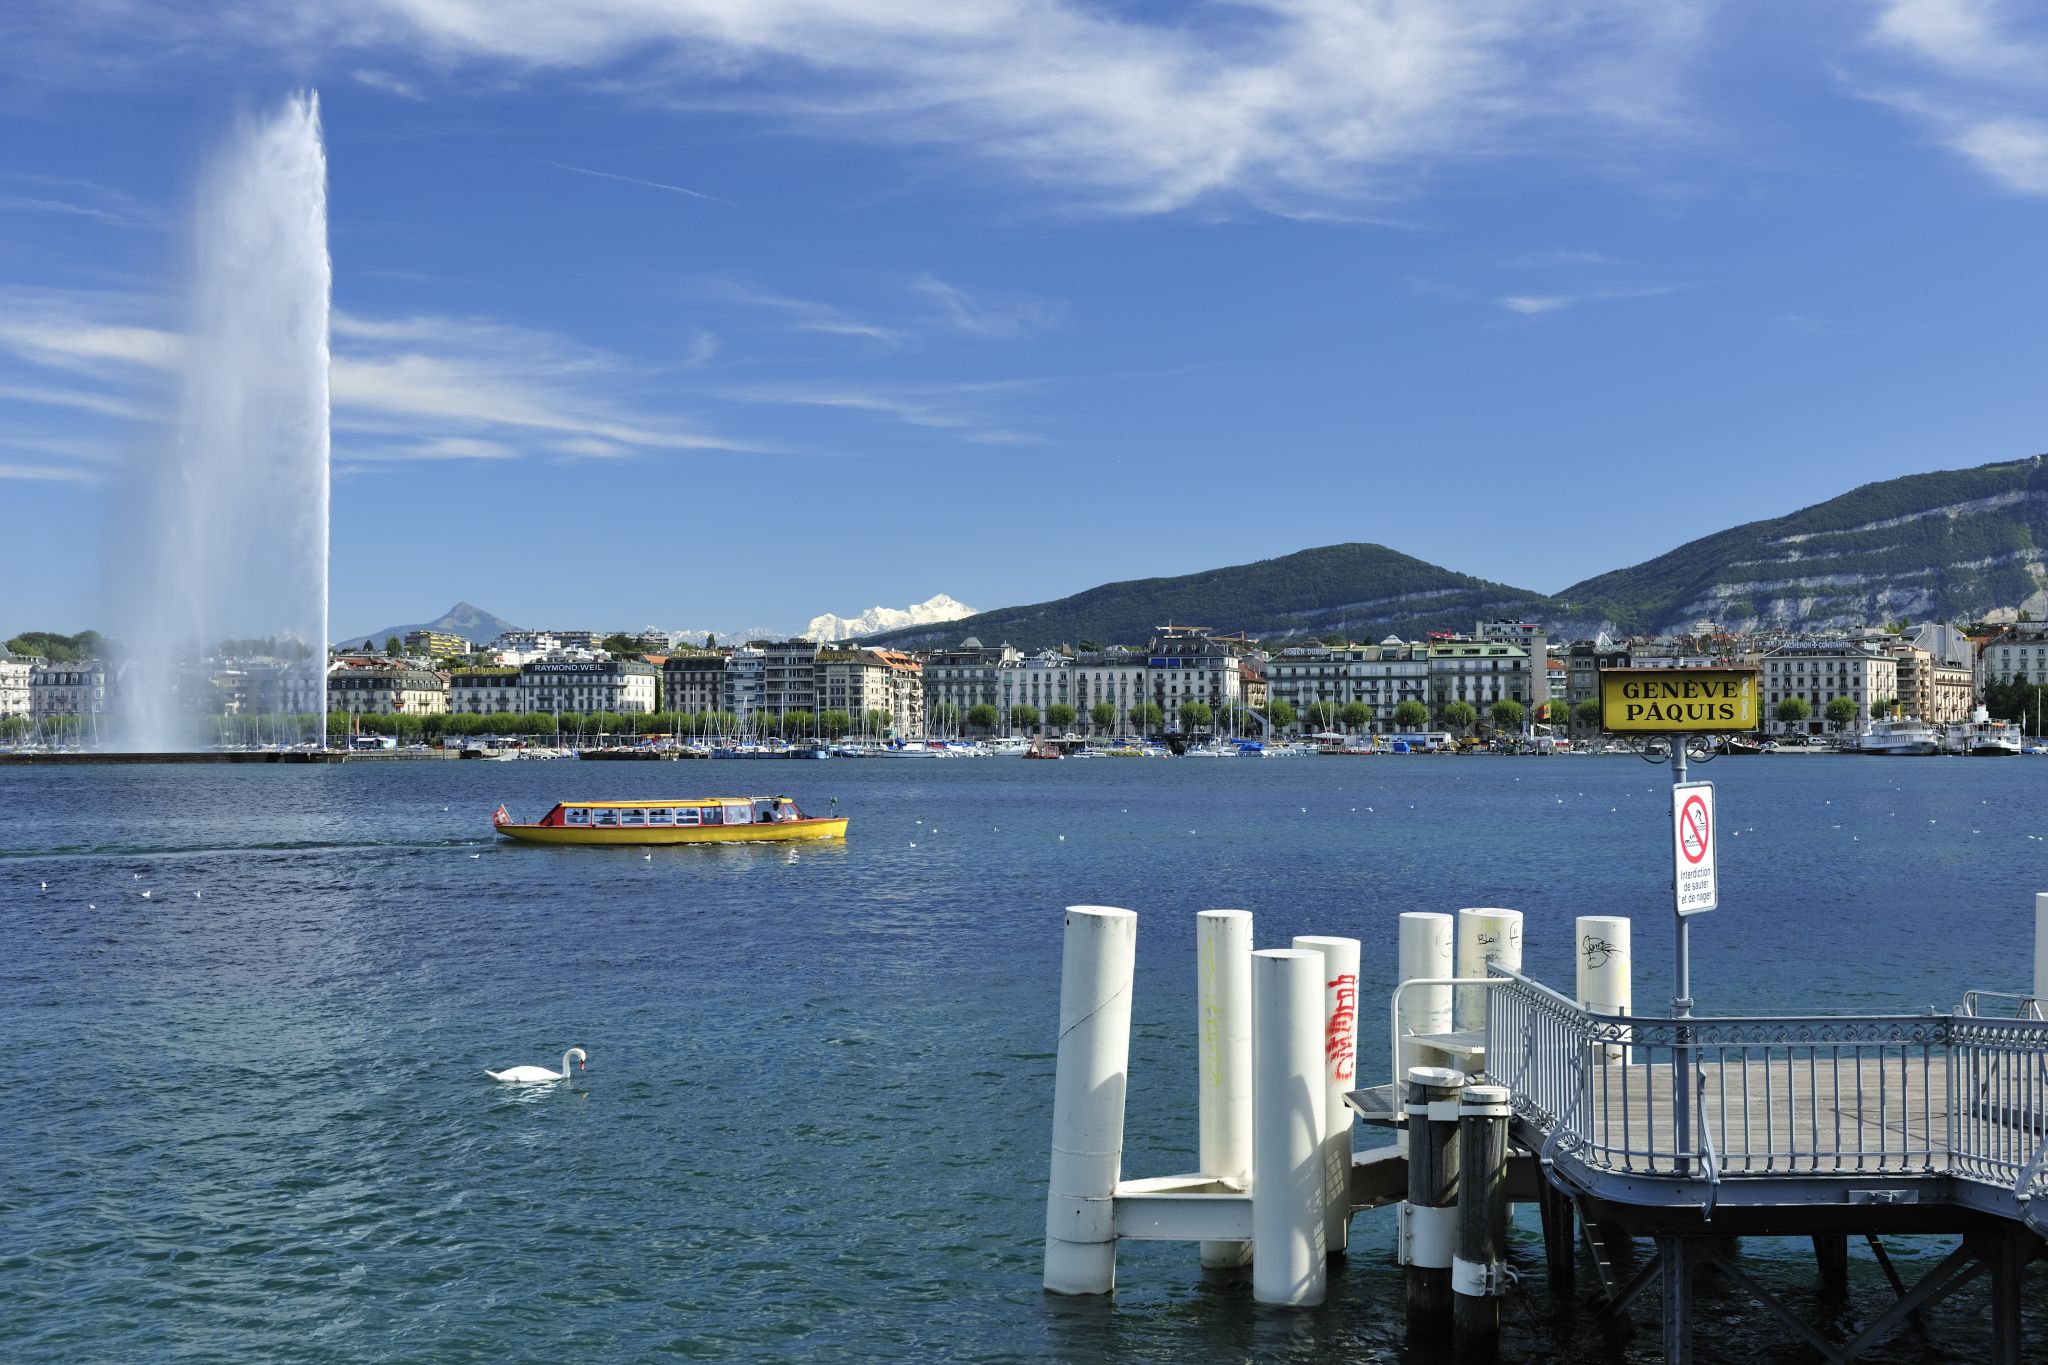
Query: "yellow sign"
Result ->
[[1598, 668, 1760, 733]]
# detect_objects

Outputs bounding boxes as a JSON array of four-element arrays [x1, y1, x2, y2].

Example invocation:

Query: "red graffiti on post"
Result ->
[[1326, 973, 1357, 1082]]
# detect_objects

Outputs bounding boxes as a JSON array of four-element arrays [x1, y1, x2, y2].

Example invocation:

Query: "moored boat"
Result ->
[[1857, 717, 1942, 756], [493, 796, 848, 845]]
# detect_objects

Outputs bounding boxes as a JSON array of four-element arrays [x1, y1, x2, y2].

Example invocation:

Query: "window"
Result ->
[[620, 809, 645, 827], [595, 810, 619, 826], [700, 805, 721, 826], [649, 808, 673, 825]]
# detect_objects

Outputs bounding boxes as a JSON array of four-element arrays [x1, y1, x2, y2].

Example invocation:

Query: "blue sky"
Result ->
[[2, 0, 2046, 641]]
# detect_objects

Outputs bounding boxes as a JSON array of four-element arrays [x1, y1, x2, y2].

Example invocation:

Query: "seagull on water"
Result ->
[[39, 881, 47, 891], [140, 889, 152, 899], [470, 853, 481, 859]]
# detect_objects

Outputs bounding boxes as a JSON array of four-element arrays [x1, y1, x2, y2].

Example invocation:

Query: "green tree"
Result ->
[[1394, 698, 1430, 730], [1824, 696, 1860, 729], [704, 634, 717, 650], [1774, 697, 1811, 727], [1130, 701, 1165, 732], [1338, 701, 1370, 732], [1442, 700, 1478, 735], [1264, 698, 1297, 731], [1046, 702, 1077, 732], [601, 632, 646, 660], [1491, 698, 1526, 734], [781, 709, 817, 737], [1304, 700, 1339, 730], [819, 709, 853, 739], [1089, 701, 1117, 734], [1574, 698, 1603, 729], [966, 702, 1000, 733], [362, 640, 375, 653], [1179, 700, 1213, 732], [1321, 632, 1349, 647], [385, 636, 401, 656], [1009, 702, 1042, 732], [863, 708, 893, 738], [931, 701, 963, 733]]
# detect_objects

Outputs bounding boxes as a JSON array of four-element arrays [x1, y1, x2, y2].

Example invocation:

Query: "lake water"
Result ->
[[4, 754, 2043, 1361]]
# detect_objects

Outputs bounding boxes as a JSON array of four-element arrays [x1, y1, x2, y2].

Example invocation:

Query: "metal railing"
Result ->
[[1482, 967, 2048, 1203]]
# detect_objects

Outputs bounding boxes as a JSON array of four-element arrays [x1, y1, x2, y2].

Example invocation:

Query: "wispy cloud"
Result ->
[[727, 378, 1045, 446], [11, 2, 1710, 217], [0, 173, 164, 230], [1860, 0, 2048, 193], [1496, 282, 1696, 315], [0, 461, 104, 485], [699, 277, 902, 345], [910, 275, 1065, 339], [350, 67, 423, 100], [542, 160, 734, 205]]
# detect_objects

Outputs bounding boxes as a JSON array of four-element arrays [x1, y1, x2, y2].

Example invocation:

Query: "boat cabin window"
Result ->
[[723, 801, 753, 826], [564, 808, 589, 825], [620, 808, 645, 827], [677, 807, 701, 826], [700, 805, 722, 826], [648, 808, 673, 825], [595, 810, 618, 826]]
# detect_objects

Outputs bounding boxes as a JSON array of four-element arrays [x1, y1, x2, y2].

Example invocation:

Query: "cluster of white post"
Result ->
[[1044, 902, 1634, 1310], [1044, 905, 1360, 1307]]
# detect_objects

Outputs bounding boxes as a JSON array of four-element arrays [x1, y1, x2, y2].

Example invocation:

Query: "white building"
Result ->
[[0, 647, 33, 717], [1981, 627, 2048, 688], [1760, 641, 1897, 736], [327, 662, 449, 716], [521, 658, 659, 715], [996, 651, 1073, 732], [1069, 648, 1148, 735], [1144, 627, 1242, 729], [1264, 640, 1430, 732], [1477, 621, 1549, 708], [1428, 640, 1532, 722], [724, 647, 763, 728]]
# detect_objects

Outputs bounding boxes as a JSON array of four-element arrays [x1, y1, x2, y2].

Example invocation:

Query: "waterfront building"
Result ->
[[326, 662, 448, 716], [1886, 644, 1973, 725], [1760, 641, 1897, 736], [1145, 626, 1242, 728], [0, 647, 33, 717], [996, 651, 1073, 733], [404, 630, 469, 659], [1981, 625, 2048, 687], [661, 651, 728, 716], [520, 657, 658, 715], [724, 648, 764, 729], [923, 637, 1020, 731], [244, 659, 325, 716], [1477, 621, 1549, 709], [1565, 637, 1630, 743], [1264, 639, 1429, 733], [1427, 639, 1532, 723], [1069, 647, 1147, 736], [28, 658, 109, 719], [1238, 658, 1267, 714], [760, 638, 822, 722], [448, 667, 524, 714], [817, 648, 923, 736]]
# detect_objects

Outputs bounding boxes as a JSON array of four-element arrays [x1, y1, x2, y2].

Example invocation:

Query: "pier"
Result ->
[[1042, 900, 2048, 1363]]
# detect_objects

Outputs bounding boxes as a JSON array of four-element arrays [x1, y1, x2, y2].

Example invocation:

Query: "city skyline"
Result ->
[[2, 2, 2045, 637]]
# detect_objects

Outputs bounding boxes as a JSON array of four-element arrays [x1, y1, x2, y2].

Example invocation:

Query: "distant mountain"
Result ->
[[860, 545, 1556, 651], [1557, 455, 2048, 634], [808, 594, 975, 643], [336, 601, 520, 650]]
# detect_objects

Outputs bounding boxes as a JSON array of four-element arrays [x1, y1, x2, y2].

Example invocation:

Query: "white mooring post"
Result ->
[[1398, 911, 1455, 1075], [1044, 905, 1138, 1296], [1251, 948, 1329, 1307], [2034, 893, 2048, 1007], [1197, 909, 1254, 1268], [1455, 908, 1524, 1033], [1294, 934, 1361, 1257], [1576, 914, 1632, 1064]]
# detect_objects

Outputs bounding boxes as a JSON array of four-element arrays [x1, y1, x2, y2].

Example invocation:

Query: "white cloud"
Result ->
[[1862, 1, 2048, 193], [910, 274, 1064, 339], [726, 377, 1043, 446], [350, 67, 423, 99], [1495, 282, 1695, 315], [699, 277, 903, 344], [0, 462, 104, 485], [543, 160, 734, 205], [0, 173, 165, 230], [11, 1, 1711, 216]]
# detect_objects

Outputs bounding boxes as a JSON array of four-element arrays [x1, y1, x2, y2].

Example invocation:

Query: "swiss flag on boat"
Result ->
[[493, 804, 510, 825]]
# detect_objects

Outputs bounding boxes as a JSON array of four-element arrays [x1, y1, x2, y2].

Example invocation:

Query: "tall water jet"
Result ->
[[118, 93, 331, 751]]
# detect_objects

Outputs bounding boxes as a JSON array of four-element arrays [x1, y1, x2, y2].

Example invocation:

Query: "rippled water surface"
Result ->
[[4, 755, 2044, 1362]]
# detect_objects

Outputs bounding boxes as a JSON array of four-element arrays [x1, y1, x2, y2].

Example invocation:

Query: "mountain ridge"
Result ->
[[336, 601, 520, 650]]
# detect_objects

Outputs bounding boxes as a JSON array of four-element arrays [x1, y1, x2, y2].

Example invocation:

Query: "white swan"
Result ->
[[486, 1046, 587, 1084]]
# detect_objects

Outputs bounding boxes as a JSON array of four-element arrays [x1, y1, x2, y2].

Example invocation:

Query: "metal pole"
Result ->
[[1670, 734, 1692, 1175]]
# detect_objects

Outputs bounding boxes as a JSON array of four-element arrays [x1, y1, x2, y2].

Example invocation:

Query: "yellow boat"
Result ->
[[492, 796, 848, 846]]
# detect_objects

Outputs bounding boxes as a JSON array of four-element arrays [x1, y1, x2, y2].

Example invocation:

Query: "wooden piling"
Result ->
[[1403, 1066, 1465, 1332], [1452, 1084, 1512, 1356]]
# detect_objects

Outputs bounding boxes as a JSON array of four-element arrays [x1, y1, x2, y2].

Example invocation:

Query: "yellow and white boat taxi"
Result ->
[[492, 796, 847, 846]]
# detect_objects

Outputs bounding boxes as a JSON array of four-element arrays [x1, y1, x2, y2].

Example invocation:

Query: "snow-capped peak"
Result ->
[[805, 594, 974, 642]]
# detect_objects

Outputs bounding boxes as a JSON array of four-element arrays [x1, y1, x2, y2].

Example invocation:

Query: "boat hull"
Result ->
[[497, 818, 848, 846]]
